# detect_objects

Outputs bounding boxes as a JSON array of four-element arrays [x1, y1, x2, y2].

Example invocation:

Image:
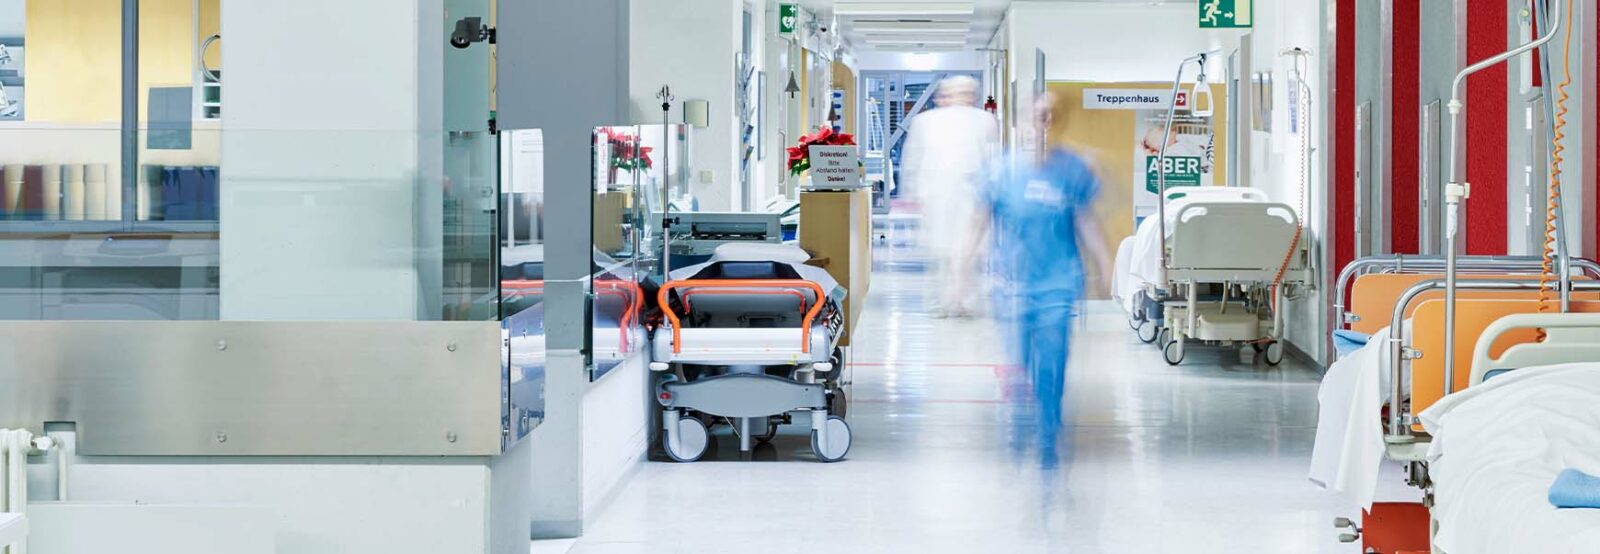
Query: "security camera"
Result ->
[[451, 17, 494, 49]]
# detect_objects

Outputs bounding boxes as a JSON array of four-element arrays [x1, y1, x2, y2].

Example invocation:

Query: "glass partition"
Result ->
[[0, 2, 503, 323], [590, 125, 648, 380]]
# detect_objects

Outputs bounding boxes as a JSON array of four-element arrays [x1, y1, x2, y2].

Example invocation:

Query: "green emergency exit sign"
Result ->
[[779, 4, 798, 35], [1199, 0, 1252, 29]]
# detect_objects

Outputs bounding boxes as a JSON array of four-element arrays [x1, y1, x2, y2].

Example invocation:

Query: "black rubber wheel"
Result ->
[[1137, 321, 1159, 343], [1264, 342, 1285, 366], [1158, 327, 1172, 348], [1163, 340, 1184, 366], [754, 418, 780, 444], [1128, 312, 1144, 330]]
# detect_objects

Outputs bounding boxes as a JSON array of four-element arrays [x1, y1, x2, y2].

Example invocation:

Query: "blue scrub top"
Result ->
[[985, 148, 1101, 299]]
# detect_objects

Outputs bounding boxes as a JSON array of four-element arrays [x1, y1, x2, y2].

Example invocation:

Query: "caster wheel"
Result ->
[[1127, 312, 1144, 330], [828, 389, 849, 420], [1157, 327, 1172, 348], [665, 416, 710, 463], [1264, 342, 1285, 366], [811, 416, 852, 463], [1137, 320, 1159, 343], [754, 419, 780, 444], [1163, 340, 1185, 366]]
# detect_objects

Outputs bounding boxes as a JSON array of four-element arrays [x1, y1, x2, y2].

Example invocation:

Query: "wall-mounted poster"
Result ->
[[0, 2, 23, 121], [1080, 87, 1221, 219], [1045, 82, 1229, 298]]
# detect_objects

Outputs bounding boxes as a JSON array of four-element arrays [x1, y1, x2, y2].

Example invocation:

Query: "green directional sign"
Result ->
[[779, 4, 799, 35], [1199, 0, 1252, 29], [1146, 156, 1203, 192]]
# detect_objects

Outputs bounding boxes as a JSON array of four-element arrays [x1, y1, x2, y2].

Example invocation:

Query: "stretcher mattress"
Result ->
[[1420, 363, 1600, 554]]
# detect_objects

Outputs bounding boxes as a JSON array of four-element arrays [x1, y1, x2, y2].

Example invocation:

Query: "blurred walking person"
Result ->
[[901, 75, 998, 317], [975, 92, 1112, 463]]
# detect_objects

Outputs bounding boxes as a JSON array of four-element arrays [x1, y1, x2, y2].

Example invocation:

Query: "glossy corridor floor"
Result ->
[[541, 235, 1379, 553]]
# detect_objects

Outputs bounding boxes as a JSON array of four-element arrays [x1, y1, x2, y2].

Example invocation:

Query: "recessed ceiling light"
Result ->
[[834, 2, 975, 16], [851, 21, 969, 34], [865, 37, 967, 46]]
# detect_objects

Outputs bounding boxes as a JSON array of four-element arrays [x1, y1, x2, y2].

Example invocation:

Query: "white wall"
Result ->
[[629, 0, 742, 211], [1004, 2, 1243, 146], [220, 0, 438, 320], [1245, 0, 1327, 362], [579, 357, 650, 521]]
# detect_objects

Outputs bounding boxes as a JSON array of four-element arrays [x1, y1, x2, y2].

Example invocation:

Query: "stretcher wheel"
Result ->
[[1137, 320, 1159, 343], [1157, 328, 1172, 348], [1264, 342, 1285, 366], [828, 389, 849, 419], [1163, 340, 1184, 366], [754, 418, 780, 444], [811, 415, 851, 462], [1127, 312, 1143, 330], [666, 416, 710, 463]]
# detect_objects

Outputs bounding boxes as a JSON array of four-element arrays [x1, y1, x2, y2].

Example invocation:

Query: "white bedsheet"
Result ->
[[1113, 236, 1136, 312], [1420, 363, 1600, 554], [1309, 323, 1411, 509]]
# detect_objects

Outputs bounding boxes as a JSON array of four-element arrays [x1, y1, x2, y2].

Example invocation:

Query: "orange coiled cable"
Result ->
[[1537, 0, 1574, 340], [1270, 73, 1311, 314]]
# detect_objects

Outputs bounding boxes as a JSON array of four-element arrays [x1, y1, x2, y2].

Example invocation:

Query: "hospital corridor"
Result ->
[[3, 1, 1600, 553], [554, 239, 1379, 552]]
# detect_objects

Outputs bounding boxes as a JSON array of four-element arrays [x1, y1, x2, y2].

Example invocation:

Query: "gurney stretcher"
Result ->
[[651, 248, 851, 462]]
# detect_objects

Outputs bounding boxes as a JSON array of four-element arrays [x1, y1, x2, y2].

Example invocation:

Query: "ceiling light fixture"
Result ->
[[865, 38, 967, 46], [834, 2, 975, 16], [850, 21, 969, 34]]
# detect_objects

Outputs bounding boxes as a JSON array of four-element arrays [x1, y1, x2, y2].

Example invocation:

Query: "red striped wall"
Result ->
[[1334, 0, 1357, 274], [1464, 0, 1508, 255], [1391, 0, 1420, 254]]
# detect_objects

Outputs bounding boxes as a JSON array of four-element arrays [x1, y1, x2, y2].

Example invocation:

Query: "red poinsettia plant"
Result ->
[[786, 126, 855, 176], [609, 133, 653, 172]]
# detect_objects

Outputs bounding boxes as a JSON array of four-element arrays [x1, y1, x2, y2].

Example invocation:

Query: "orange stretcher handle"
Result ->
[[658, 279, 827, 354]]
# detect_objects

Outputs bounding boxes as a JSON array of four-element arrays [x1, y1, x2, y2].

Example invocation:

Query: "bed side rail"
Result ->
[[1167, 202, 1300, 271], [1469, 312, 1600, 386]]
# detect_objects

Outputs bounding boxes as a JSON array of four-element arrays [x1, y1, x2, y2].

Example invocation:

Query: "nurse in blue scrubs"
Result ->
[[975, 92, 1113, 463]]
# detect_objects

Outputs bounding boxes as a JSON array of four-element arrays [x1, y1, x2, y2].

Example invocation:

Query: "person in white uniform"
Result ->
[[901, 75, 998, 317]]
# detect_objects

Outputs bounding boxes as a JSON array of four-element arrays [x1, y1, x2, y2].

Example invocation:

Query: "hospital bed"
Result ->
[[1119, 187, 1308, 365], [1314, 266, 1600, 551], [1121, 187, 1268, 330], [650, 243, 851, 463]]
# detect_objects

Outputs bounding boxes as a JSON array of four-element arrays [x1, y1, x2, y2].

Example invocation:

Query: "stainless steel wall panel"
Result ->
[[0, 320, 506, 456]]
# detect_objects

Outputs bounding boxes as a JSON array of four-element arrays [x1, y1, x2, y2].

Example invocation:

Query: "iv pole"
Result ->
[[1441, 0, 1563, 395], [1156, 51, 1217, 271], [658, 85, 675, 277]]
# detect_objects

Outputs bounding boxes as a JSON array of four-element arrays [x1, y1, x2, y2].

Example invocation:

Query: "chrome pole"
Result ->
[[1442, 0, 1563, 394], [1157, 53, 1208, 272]]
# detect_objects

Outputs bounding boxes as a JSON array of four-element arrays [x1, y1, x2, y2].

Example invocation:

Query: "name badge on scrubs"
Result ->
[[1024, 179, 1064, 207]]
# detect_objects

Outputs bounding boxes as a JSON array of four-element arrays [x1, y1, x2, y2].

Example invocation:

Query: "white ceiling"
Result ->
[[800, 0, 1197, 53]]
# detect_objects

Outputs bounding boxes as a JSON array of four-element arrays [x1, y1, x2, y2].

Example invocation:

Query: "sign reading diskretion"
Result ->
[[1083, 89, 1190, 111], [807, 146, 862, 190]]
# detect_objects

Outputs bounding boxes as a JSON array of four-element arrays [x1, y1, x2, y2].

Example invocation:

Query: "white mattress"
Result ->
[[1420, 363, 1600, 554], [1309, 323, 1411, 509]]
